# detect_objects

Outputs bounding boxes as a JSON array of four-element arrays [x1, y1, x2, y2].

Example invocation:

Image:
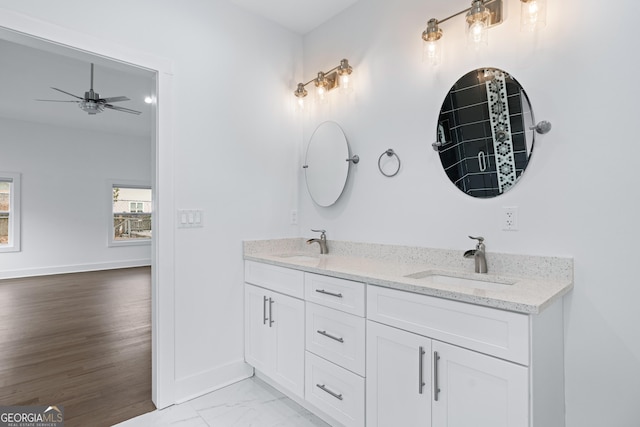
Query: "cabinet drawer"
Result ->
[[304, 273, 365, 316], [245, 260, 304, 298], [367, 285, 530, 365], [305, 351, 365, 427], [306, 302, 366, 376]]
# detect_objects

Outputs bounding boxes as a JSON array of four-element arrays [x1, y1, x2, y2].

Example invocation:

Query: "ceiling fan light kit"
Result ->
[[37, 63, 142, 116]]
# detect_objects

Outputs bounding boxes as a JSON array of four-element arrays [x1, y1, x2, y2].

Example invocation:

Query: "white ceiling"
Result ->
[[227, 0, 360, 34], [0, 31, 156, 139]]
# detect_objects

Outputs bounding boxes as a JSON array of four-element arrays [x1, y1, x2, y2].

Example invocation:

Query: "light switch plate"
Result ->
[[178, 209, 204, 228]]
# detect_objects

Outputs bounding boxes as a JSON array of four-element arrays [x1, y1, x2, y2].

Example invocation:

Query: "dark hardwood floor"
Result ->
[[0, 267, 156, 426]]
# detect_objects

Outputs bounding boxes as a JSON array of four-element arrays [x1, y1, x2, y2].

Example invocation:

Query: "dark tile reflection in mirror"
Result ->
[[435, 68, 535, 198]]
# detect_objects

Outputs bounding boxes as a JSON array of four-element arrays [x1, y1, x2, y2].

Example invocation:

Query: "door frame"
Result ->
[[0, 9, 176, 408]]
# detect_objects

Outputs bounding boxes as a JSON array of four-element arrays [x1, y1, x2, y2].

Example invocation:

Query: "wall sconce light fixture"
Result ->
[[294, 59, 353, 108], [422, 0, 547, 64], [520, 0, 547, 31]]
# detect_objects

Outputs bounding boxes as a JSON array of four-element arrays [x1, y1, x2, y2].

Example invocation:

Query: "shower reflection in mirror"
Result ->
[[435, 67, 537, 198]]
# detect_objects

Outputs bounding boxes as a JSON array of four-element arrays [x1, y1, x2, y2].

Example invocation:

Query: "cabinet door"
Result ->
[[366, 321, 432, 427], [432, 341, 529, 427], [244, 284, 273, 374], [271, 291, 305, 398]]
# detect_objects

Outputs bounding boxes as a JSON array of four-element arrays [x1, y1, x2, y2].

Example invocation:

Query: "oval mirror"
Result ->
[[304, 121, 351, 207], [435, 67, 535, 198]]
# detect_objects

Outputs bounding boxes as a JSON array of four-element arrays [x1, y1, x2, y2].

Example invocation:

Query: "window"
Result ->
[[109, 182, 152, 246], [0, 173, 21, 253], [130, 202, 144, 213]]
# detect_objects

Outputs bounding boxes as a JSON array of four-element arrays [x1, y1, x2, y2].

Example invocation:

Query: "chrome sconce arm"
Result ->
[[531, 120, 552, 134], [294, 58, 353, 103], [421, 0, 547, 65]]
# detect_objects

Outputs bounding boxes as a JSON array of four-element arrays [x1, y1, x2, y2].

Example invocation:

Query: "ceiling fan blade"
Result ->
[[100, 96, 130, 103], [104, 104, 142, 115], [35, 99, 80, 103], [51, 87, 85, 100]]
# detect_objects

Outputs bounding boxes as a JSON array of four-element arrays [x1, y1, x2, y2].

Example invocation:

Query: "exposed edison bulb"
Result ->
[[339, 73, 350, 90], [339, 73, 354, 96], [467, 20, 488, 50], [422, 19, 442, 67], [471, 21, 484, 43], [423, 40, 441, 66], [521, 0, 547, 32], [316, 85, 327, 103], [296, 96, 306, 112]]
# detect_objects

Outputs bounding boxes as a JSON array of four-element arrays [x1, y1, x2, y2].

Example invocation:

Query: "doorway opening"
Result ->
[[0, 12, 175, 412]]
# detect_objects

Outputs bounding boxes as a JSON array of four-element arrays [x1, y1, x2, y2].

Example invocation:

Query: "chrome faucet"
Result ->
[[464, 236, 487, 274], [307, 229, 328, 254]]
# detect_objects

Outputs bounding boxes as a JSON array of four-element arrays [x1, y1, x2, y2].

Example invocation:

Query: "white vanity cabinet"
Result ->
[[244, 259, 566, 427], [368, 319, 528, 427], [366, 285, 564, 427], [304, 273, 366, 427], [244, 262, 305, 398]]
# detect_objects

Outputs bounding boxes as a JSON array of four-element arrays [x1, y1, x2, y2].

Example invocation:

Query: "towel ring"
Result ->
[[378, 149, 401, 177]]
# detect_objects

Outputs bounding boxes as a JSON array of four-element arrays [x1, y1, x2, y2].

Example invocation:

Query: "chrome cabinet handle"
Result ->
[[268, 298, 274, 327], [263, 296, 268, 325], [418, 346, 426, 394], [315, 289, 343, 298], [316, 383, 343, 401], [317, 330, 344, 343], [433, 351, 441, 401]]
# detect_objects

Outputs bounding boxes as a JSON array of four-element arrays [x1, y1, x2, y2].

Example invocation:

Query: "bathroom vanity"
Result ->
[[243, 239, 573, 427]]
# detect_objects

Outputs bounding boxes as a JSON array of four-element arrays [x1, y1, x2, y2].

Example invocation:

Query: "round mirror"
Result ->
[[435, 67, 535, 198], [304, 121, 351, 207]]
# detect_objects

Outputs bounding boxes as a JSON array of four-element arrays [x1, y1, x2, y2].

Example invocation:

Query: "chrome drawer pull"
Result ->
[[418, 346, 426, 394], [316, 383, 343, 401], [433, 351, 441, 401], [317, 329, 344, 343], [269, 298, 274, 327], [315, 289, 343, 298], [263, 296, 268, 325]]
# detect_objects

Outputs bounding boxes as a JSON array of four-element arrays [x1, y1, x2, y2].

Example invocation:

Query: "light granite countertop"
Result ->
[[243, 238, 574, 315]]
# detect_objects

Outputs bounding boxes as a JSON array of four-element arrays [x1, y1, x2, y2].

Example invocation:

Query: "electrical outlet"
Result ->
[[503, 206, 518, 231], [290, 209, 298, 225]]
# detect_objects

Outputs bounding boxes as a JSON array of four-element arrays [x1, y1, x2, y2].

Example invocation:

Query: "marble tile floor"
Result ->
[[113, 376, 331, 427]]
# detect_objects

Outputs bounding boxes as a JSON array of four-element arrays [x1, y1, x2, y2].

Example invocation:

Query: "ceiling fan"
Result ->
[[36, 63, 142, 115]]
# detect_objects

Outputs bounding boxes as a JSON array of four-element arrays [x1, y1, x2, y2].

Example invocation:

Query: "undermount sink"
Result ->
[[404, 271, 515, 291], [276, 254, 320, 263]]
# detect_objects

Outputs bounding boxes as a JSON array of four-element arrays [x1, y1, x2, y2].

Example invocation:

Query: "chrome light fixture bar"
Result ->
[[422, 0, 504, 63], [294, 59, 353, 107], [422, 0, 546, 65]]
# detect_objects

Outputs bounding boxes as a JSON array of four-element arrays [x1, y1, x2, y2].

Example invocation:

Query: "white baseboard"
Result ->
[[174, 359, 254, 404], [0, 259, 152, 280]]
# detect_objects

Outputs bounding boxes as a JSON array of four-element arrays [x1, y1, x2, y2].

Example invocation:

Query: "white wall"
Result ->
[[5, 1, 637, 423], [0, 0, 302, 403], [299, 0, 640, 425], [0, 117, 152, 278]]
